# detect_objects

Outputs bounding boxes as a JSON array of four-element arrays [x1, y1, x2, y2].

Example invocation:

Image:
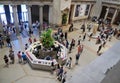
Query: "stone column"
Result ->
[[104, 7, 109, 21], [49, 5, 53, 24], [0, 15, 2, 23], [12, 5, 19, 36], [39, 5, 43, 31], [88, 4, 92, 17], [27, 5, 32, 29], [111, 9, 117, 24]]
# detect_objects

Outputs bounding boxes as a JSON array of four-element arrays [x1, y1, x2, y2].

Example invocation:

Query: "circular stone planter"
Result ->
[[25, 41, 67, 71]]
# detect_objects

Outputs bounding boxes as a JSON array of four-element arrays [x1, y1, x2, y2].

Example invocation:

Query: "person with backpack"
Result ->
[[22, 52, 27, 64]]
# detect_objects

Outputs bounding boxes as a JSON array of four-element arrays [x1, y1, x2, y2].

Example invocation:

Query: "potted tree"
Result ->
[[41, 28, 54, 49], [62, 13, 68, 25]]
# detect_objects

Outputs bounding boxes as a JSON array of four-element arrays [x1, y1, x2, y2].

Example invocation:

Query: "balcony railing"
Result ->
[[72, 0, 96, 1], [102, 0, 120, 2]]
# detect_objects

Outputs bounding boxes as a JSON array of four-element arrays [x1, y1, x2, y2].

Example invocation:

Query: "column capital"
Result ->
[[26, 5, 32, 8], [39, 4, 44, 7], [26, 5, 32, 10], [11, 5, 17, 8], [49, 4, 53, 7]]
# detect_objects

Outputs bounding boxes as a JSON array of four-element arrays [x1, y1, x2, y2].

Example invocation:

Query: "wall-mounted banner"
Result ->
[[75, 4, 89, 17]]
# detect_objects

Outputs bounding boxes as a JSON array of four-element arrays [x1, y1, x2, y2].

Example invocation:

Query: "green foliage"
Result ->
[[41, 29, 54, 48], [62, 13, 68, 25]]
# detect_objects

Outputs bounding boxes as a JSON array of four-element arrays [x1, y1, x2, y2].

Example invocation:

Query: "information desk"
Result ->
[[25, 41, 67, 71]]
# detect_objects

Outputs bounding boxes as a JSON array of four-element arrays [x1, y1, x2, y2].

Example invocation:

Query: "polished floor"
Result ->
[[0, 21, 119, 83]]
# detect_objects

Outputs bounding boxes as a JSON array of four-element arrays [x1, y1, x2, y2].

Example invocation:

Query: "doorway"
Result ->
[[43, 5, 49, 24], [114, 10, 120, 25], [99, 6, 107, 19], [106, 7, 115, 23], [31, 5, 39, 23]]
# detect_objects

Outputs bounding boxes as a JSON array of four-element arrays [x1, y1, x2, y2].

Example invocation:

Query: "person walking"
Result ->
[[77, 36, 81, 46], [69, 23, 73, 32], [102, 39, 107, 47], [56, 64, 60, 76], [65, 39, 69, 49], [4, 55, 9, 67], [78, 45, 81, 54], [62, 71, 67, 83], [0, 40, 3, 48], [9, 51, 15, 64], [57, 66, 64, 81], [87, 23, 92, 32], [88, 33, 93, 41], [6, 36, 11, 47], [64, 32, 67, 40], [69, 42, 73, 53], [72, 39, 75, 48], [17, 51, 22, 63], [66, 57, 72, 69], [97, 44, 102, 54], [75, 53, 80, 65], [83, 33, 86, 41], [51, 61, 55, 74]]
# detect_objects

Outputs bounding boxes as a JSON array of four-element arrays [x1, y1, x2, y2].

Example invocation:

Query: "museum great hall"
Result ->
[[0, 0, 120, 83]]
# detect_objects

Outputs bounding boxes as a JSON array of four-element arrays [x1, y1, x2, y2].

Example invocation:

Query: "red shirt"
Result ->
[[17, 53, 21, 59], [78, 45, 81, 53]]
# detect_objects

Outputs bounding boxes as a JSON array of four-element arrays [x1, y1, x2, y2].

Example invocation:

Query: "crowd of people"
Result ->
[[2, 18, 120, 83], [3, 47, 27, 68]]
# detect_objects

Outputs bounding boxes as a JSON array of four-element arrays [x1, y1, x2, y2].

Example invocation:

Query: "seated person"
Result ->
[[45, 55, 52, 60], [36, 45, 41, 50], [33, 48, 39, 57]]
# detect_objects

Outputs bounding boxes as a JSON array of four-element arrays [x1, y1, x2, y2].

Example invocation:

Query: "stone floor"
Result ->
[[0, 21, 119, 83], [101, 60, 120, 83]]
